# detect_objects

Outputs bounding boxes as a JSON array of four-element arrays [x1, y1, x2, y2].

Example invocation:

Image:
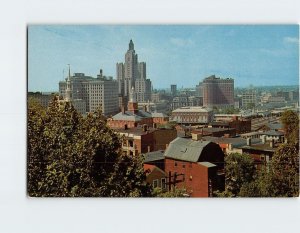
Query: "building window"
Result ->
[[161, 178, 166, 189], [153, 179, 158, 188]]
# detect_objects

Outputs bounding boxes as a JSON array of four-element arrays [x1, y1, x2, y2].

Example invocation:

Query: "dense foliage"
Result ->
[[28, 97, 152, 197]]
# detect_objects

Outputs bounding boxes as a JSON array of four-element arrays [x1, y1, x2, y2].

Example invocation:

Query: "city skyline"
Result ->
[[28, 25, 299, 92]]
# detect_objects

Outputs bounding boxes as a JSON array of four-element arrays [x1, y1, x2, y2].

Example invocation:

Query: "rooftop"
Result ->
[[164, 137, 211, 162], [143, 150, 165, 163], [172, 106, 212, 113]]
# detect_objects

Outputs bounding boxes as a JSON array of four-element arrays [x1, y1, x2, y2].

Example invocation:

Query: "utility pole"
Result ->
[[166, 171, 185, 191]]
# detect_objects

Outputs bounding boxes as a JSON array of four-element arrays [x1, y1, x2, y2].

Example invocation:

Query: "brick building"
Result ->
[[116, 126, 177, 156], [144, 164, 167, 190], [164, 137, 225, 197], [202, 75, 234, 108], [108, 87, 169, 129]]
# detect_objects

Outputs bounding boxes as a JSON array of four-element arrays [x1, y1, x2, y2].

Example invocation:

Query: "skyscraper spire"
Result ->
[[129, 39, 134, 50]]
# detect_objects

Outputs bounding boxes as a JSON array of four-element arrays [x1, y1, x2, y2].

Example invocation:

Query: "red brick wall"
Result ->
[[165, 158, 210, 197], [153, 129, 177, 151]]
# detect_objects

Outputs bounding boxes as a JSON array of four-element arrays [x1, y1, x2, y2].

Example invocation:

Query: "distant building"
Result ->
[[202, 75, 234, 108], [170, 106, 213, 124], [210, 116, 251, 134], [242, 89, 257, 108], [171, 84, 177, 96], [164, 137, 225, 197], [59, 68, 119, 116], [195, 82, 203, 97], [171, 95, 202, 110], [151, 92, 161, 103], [28, 92, 55, 108]]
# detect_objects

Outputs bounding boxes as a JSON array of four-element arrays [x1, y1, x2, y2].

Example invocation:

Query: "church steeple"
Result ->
[[65, 64, 72, 102], [129, 39, 134, 51], [128, 86, 138, 114]]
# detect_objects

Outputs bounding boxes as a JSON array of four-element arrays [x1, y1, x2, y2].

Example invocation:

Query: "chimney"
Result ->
[[143, 124, 148, 132], [192, 132, 201, 141], [262, 135, 267, 144], [124, 124, 128, 130], [147, 145, 151, 153], [247, 138, 251, 146], [270, 139, 275, 148]]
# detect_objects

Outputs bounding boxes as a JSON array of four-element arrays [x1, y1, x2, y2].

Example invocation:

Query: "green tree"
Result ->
[[281, 110, 299, 144], [223, 153, 256, 197], [239, 143, 299, 197], [28, 97, 151, 197]]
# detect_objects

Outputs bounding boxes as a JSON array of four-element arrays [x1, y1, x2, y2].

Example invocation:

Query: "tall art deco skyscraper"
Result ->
[[117, 40, 152, 105]]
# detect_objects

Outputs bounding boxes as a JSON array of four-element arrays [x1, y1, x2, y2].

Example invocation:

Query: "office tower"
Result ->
[[242, 89, 257, 108], [171, 84, 177, 96], [59, 69, 119, 116], [202, 75, 234, 107], [117, 40, 152, 104]]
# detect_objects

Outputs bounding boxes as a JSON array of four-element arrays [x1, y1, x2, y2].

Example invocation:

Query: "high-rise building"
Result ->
[[242, 89, 257, 108], [171, 84, 177, 96], [117, 40, 151, 104], [202, 75, 234, 108], [59, 68, 119, 116]]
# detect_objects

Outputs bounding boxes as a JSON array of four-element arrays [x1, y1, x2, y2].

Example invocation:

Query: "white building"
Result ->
[[170, 106, 214, 124], [59, 68, 119, 116]]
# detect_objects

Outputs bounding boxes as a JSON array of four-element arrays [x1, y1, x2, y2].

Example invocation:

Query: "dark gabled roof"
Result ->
[[144, 150, 165, 163], [164, 137, 210, 162]]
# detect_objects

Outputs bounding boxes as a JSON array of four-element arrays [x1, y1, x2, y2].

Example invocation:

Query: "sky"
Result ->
[[28, 25, 299, 92]]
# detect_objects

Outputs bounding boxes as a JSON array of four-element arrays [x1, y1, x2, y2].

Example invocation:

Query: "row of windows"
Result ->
[[153, 178, 167, 189]]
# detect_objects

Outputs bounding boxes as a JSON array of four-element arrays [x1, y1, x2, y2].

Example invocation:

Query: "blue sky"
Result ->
[[28, 25, 299, 92]]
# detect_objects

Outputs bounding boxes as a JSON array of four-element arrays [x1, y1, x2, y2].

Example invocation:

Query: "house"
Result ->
[[164, 137, 225, 197], [210, 116, 251, 134], [202, 136, 261, 154], [238, 138, 278, 169], [116, 126, 177, 156], [143, 164, 167, 190]]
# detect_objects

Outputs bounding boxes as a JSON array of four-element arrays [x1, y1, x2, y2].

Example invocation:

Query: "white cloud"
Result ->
[[170, 37, 194, 47], [283, 37, 299, 44]]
